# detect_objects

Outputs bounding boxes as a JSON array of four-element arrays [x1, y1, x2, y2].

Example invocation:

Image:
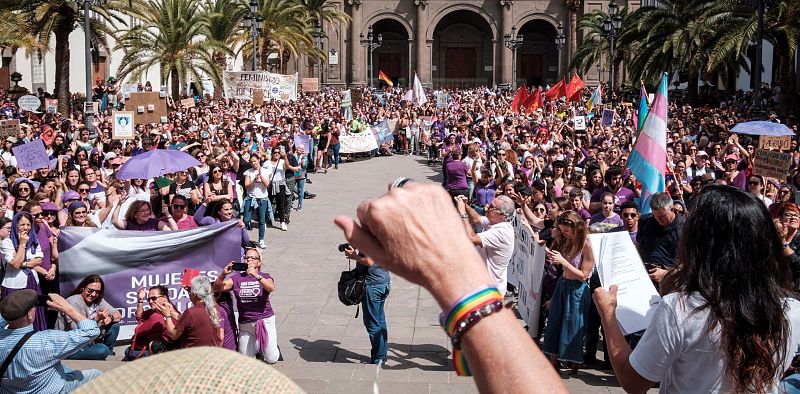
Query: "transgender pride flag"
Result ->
[[627, 73, 668, 214]]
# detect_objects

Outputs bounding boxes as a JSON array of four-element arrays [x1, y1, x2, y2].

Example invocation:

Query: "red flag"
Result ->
[[521, 87, 543, 113], [565, 73, 586, 102], [510, 83, 528, 114], [544, 78, 566, 101]]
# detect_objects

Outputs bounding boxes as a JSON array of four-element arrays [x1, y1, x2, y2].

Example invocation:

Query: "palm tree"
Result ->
[[1, 0, 130, 112], [297, 0, 349, 27], [202, 0, 246, 98], [116, 0, 229, 99], [617, 0, 732, 105], [569, 8, 629, 90], [0, 11, 40, 53]]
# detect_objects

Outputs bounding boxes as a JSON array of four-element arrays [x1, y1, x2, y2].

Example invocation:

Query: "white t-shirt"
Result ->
[[1, 238, 44, 288], [262, 160, 285, 184], [244, 167, 270, 199], [630, 292, 800, 393], [476, 216, 515, 296]]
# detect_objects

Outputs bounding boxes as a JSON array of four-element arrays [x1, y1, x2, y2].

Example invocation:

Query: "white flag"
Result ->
[[413, 72, 427, 106]]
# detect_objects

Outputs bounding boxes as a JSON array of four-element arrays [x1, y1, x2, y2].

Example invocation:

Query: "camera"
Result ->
[[337, 243, 351, 252], [232, 262, 248, 271], [36, 295, 50, 307]]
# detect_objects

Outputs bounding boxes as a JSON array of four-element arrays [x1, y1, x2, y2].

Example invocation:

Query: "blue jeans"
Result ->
[[362, 282, 390, 364], [331, 143, 341, 169], [295, 178, 305, 209], [61, 367, 102, 393], [67, 322, 120, 360], [243, 196, 271, 242], [783, 373, 800, 394]]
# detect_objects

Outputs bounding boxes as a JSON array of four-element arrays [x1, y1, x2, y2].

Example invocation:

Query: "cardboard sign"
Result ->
[[753, 149, 792, 180], [302, 78, 319, 92], [252, 90, 264, 106], [758, 135, 792, 151], [352, 88, 363, 107], [601, 109, 615, 126], [12, 139, 49, 171], [180, 98, 195, 108], [45, 99, 58, 114], [436, 93, 449, 109], [573, 116, 586, 131], [0, 120, 20, 138], [125, 92, 167, 125], [17, 95, 41, 113], [112, 111, 135, 140]]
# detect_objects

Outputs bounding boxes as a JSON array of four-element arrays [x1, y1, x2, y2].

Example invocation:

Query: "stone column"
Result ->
[[414, 0, 430, 86], [499, 0, 513, 86], [348, 0, 365, 86]]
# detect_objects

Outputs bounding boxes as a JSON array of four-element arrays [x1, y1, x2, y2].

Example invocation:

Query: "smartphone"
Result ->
[[279, 146, 285, 153], [36, 295, 49, 307], [232, 262, 248, 271]]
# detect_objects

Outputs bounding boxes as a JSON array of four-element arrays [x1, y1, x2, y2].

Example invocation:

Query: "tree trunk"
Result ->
[[687, 64, 699, 106], [779, 50, 798, 118], [170, 67, 180, 100], [213, 51, 226, 100], [53, 15, 74, 114]]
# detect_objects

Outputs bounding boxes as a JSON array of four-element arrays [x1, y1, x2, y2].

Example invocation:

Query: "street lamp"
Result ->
[[603, 0, 622, 105], [76, 0, 106, 136], [312, 22, 323, 87], [554, 22, 566, 79], [503, 26, 524, 88], [360, 25, 382, 88], [243, 0, 262, 71]]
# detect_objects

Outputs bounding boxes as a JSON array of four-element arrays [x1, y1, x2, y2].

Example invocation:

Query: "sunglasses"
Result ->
[[84, 288, 101, 295], [172, 204, 186, 209], [622, 213, 638, 218], [15, 205, 25, 210], [18, 187, 30, 191], [78, 189, 90, 193], [748, 181, 761, 186], [534, 208, 546, 212], [147, 295, 163, 302], [212, 170, 222, 174]]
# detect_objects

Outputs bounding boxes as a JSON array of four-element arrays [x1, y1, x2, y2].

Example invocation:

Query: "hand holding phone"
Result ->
[[232, 262, 248, 271]]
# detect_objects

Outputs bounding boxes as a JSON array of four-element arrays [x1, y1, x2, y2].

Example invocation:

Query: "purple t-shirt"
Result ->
[[589, 212, 624, 228], [590, 186, 636, 212], [445, 158, 469, 190], [230, 272, 274, 323], [475, 183, 496, 206]]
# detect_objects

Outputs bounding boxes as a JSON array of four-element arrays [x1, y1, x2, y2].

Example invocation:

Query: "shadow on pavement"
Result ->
[[290, 338, 451, 372]]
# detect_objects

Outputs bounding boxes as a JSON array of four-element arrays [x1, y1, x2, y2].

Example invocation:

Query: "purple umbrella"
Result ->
[[116, 149, 200, 180]]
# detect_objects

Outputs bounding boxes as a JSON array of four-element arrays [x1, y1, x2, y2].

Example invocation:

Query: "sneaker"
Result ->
[[258, 240, 266, 249], [280, 222, 287, 231]]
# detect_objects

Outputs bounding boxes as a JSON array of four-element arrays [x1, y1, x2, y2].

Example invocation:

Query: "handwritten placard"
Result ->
[[0, 120, 20, 138], [12, 139, 49, 171], [180, 98, 195, 108], [753, 149, 792, 180], [601, 109, 615, 126], [758, 135, 792, 151], [302, 78, 319, 92]]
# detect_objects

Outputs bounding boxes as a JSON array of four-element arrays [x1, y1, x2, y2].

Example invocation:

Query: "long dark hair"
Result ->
[[70, 274, 106, 305], [666, 185, 792, 393]]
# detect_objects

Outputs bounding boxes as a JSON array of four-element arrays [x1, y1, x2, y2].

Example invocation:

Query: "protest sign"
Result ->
[[11, 139, 49, 171], [573, 116, 586, 130], [252, 90, 265, 106], [339, 131, 378, 153], [17, 95, 41, 113], [436, 93, 449, 109], [121, 83, 138, 99], [352, 88, 363, 107], [753, 149, 792, 179], [222, 71, 298, 101], [341, 90, 353, 121], [590, 232, 661, 335], [758, 135, 792, 151], [58, 222, 242, 340], [302, 78, 319, 92], [112, 111, 135, 140], [180, 98, 195, 108], [371, 120, 393, 145], [45, 99, 58, 114], [601, 109, 615, 126], [507, 216, 546, 336], [0, 119, 20, 138], [293, 133, 312, 153], [125, 92, 167, 125]]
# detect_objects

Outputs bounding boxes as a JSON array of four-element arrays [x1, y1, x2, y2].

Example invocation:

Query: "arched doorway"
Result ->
[[517, 19, 559, 88], [371, 19, 411, 87], [431, 10, 494, 89]]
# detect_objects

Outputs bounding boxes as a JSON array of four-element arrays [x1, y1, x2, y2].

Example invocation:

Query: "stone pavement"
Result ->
[[64, 154, 629, 393]]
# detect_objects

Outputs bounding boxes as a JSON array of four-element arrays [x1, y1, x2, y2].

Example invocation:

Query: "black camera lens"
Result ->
[[337, 243, 350, 252]]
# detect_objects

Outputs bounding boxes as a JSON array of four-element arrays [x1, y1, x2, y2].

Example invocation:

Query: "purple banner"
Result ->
[[57, 222, 242, 338]]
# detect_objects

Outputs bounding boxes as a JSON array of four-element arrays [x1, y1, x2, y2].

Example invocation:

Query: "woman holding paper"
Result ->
[[594, 185, 800, 393], [542, 210, 595, 375]]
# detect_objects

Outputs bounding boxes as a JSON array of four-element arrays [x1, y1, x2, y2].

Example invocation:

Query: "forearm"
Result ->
[[598, 309, 639, 390]]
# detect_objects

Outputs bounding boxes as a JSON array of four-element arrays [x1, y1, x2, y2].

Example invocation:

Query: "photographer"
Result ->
[[342, 244, 390, 365]]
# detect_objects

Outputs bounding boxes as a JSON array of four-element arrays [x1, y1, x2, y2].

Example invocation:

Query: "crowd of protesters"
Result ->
[[0, 77, 799, 392]]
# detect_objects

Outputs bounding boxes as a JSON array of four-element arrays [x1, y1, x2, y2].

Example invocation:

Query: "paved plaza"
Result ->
[[64, 154, 628, 393]]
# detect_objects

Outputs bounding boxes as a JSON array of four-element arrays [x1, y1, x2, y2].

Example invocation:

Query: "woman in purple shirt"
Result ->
[[212, 247, 279, 363], [444, 150, 469, 198]]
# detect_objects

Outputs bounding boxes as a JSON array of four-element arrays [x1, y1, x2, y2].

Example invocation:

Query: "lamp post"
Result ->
[[243, 0, 263, 71], [312, 22, 323, 87], [77, 0, 106, 135], [752, 0, 767, 112], [554, 22, 566, 79], [603, 0, 622, 105], [503, 27, 524, 88], [359, 25, 382, 88]]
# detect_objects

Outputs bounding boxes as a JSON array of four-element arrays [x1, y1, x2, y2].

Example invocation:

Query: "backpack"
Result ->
[[337, 268, 366, 307]]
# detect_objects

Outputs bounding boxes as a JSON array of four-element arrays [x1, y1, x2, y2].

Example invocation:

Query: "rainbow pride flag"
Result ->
[[627, 73, 668, 214]]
